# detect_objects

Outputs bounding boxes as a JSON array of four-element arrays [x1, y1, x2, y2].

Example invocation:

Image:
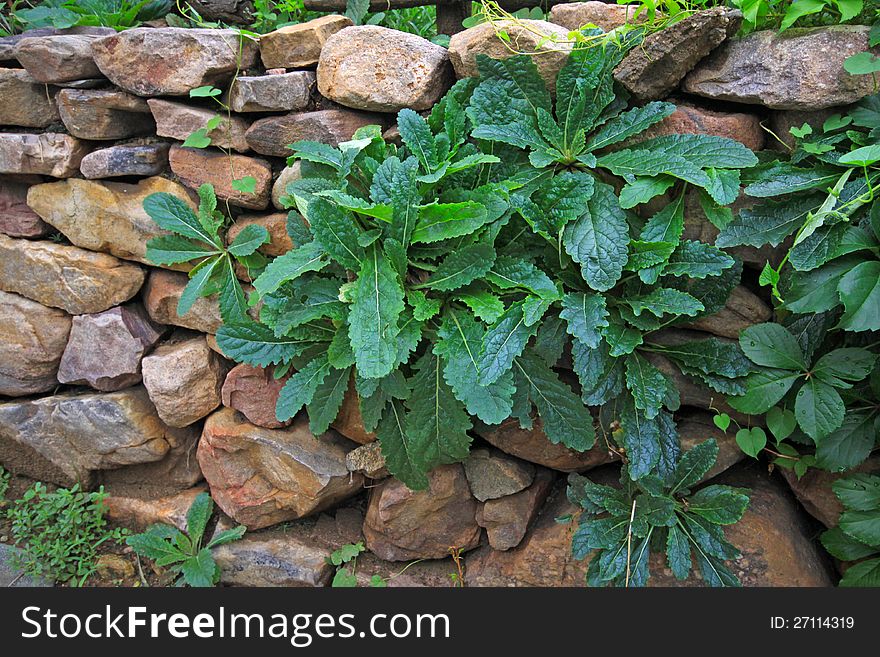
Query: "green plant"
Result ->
[[6, 483, 126, 585], [328, 542, 387, 586], [821, 472, 880, 586], [0, 465, 10, 500], [126, 491, 245, 587], [568, 439, 750, 586], [730, 0, 868, 33], [8, 0, 172, 32], [248, 0, 320, 33]]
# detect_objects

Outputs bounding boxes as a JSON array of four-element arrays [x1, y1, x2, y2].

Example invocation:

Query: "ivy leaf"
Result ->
[[227, 224, 270, 258], [559, 292, 608, 348], [377, 399, 428, 491], [252, 241, 328, 297], [477, 301, 539, 385], [306, 366, 352, 434], [424, 243, 496, 292], [625, 352, 667, 420], [837, 261, 880, 332], [735, 427, 767, 458], [794, 378, 845, 442], [739, 324, 807, 370], [276, 356, 332, 422]]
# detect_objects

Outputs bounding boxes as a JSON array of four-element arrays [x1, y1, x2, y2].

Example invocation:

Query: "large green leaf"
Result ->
[[215, 321, 314, 367], [626, 288, 704, 317], [671, 439, 718, 492], [666, 524, 692, 580], [839, 511, 880, 547], [252, 241, 328, 296], [716, 195, 820, 248], [571, 340, 624, 406], [227, 224, 270, 258], [306, 366, 352, 434], [559, 292, 608, 348], [586, 101, 676, 152], [837, 261, 880, 332], [477, 301, 539, 385], [783, 256, 859, 314], [397, 108, 437, 172], [146, 235, 219, 265], [727, 368, 801, 414], [833, 474, 880, 511], [377, 399, 428, 490], [424, 243, 496, 291], [744, 162, 844, 198], [307, 197, 364, 270], [664, 241, 735, 279], [656, 338, 752, 379], [276, 356, 332, 422], [739, 324, 807, 370], [524, 171, 595, 238], [486, 256, 559, 300], [143, 192, 219, 247], [688, 485, 750, 525], [794, 377, 845, 442], [815, 412, 877, 471], [625, 352, 667, 419], [411, 202, 490, 243]]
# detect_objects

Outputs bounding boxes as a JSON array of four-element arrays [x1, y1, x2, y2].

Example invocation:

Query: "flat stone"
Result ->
[[0, 544, 52, 587], [0, 177, 51, 238], [142, 335, 228, 428], [0, 133, 89, 177], [57, 303, 166, 391], [98, 426, 202, 493], [227, 213, 293, 257], [682, 285, 772, 339], [148, 98, 251, 153], [476, 468, 554, 551], [198, 408, 363, 529], [0, 234, 144, 314], [550, 1, 648, 31], [26, 176, 196, 266], [221, 363, 290, 428], [169, 145, 272, 210], [213, 531, 333, 587], [80, 143, 170, 179], [683, 26, 878, 110], [0, 290, 71, 396], [15, 34, 102, 83], [449, 20, 572, 92], [229, 71, 315, 112], [103, 486, 207, 532], [0, 387, 190, 487], [464, 448, 535, 501], [345, 441, 388, 479], [245, 109, 382, 157], [0, 26, 115, 62], [0, 68, 60, 128], [476, 417, 617, 472], [363, 464, 481, 561], [260, 15, 353, 69], [332, 379, 375, 444], [318, 25, 453, 112], [271, 162, 302, 209], [56, 88, 154, 140], [143, 269, 223, 333], [91, 28, 259, 97], [614, 7, 742, 101]]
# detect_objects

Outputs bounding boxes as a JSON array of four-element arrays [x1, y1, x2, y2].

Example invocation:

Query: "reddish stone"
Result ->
[[221, 363, 290, 429]]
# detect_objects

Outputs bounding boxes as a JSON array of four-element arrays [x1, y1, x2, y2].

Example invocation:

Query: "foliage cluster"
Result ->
[[820, 473, 880, 586]]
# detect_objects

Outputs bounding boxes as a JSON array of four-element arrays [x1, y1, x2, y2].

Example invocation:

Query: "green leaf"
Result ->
[[572, 340, 624, 406], [146, 235, 219, 265], [618, 400, 662, 479], [227, 224, 270, 258], [735, 427, 767, 458], [185, 492, 213, 546], [177, 256, 221, 316], [833, 474, 880, 512], [524, 171, 595, 238], [794, 378, 845, 442], [625, 352, 667, 420], [815, 412, 876, 472], [143, 192, 218, 246], [559, 292, 608, 348], [601, 315, 643, 357], [205, 525, 246, 549], [688, 485, 750, 525], [252, 242, 328, 297], [586, 101, 676, 152], [814, 348, 876, 385], [664, 241, 735, 279], [477, 301, 539, 385], [231, 176, 257, 195], [307, 366, 351, 435], [744, 162, 842, 197], [180, 549, 218, 587], [666, 524, 692, 580], [486, 256, 559, 300], [397, 108, 437, 172], [377, 399, 428, 490], [837, 261, 880, 332], [571, 517, 628, 556], [190, 85, 221, 98], [276, 356, 332, 422], [456, 288, 505, 323], [784, 256, 859, 314], [424, 243, 496, 292], [216, 321, 313, 367], [839, 558, 880, 587], [349, 246, 405, 379], [182, 128, 211, 149], [766, 406, 796, 441], [657, 338, 752, 379], [619, 176, 676, 209], [626, 240, 677, 271], [820, 527, 877, 562], [740, 324, 806, 370], [387, 156, 420, 246], [641, 193, 685, 244], [728, 368, 801, 414], [672, 439, 719, 492], [717, 196, 820, 248], [412, 202, 490, 243], [626, 288, 704, 318], [839, 510, 880, 547], [307, 197, 364, 270]]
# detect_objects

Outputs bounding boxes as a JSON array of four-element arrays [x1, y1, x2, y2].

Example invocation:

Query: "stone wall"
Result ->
[[0, 3, 866, 586]]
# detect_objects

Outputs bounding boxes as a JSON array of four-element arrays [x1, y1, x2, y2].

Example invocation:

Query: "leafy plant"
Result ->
[[9, 0, 172, 32], [568, 439, 750, 586], [126, 491, 245, 587], [0, 465, 9, 501], [6, 483, 126, 585], [730, 0, 868, 33], [328, 541, 387, 587], [821, 472, 880, 586]]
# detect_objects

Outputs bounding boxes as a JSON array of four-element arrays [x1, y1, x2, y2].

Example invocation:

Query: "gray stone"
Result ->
[[213, 532, 333, 587], [476, 468, 554, 550], [463, 448, 535, 501], [187, 0, 255, 24], [245, 109, 383, 157], [229, 71, 316, 112], [15, 34, 102, 83], [0, 133, 89, 177], [550, 1, 648, 32], [57, 88, 154, 140], [148, 98, 251, 153], [271, 162, 302, 209], [79, 143, 170, 179], [0, 68, 60, 128]]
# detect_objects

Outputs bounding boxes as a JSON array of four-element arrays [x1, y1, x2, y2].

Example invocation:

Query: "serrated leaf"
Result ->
[[740, 323, 806, 370], [227, 224, 270, 258], [276, 356, 332, 422], [666, 524, 692, 580], [688, 485, 750, 525], [619, 175, 676, 209], [641, 194, 685, 244], [456, 287, 505, 323], [146, 235, 219, 265], [671, 439, 719, 492], [664, 241, 735, 279], [307, 197, 364, 270], [624, 353, 667, 420], [837, 261, 880, 332], [586, 101, 676, 151], [820, 527, 877, 562], [658, 337, 752, 379], [716, 195, 820, 248], [833, 474, 880, 512], [618, 398, 661, 479], [412, 202, 490, 243], [307, 366, 351, 434], [728, 368, 801, 414], [424, 242, 496, 291], [144, 192, 218, 246], [815, 413, 876, 471], [626, 288, 704, 318], [839, 511, 880, 547], [216, 321, 313, 367], [252, 241, 328, 297], [486, 255, 559, 300], [180, 549, 218, 587], [794, 378, 845, 442], [572, 339, 625, 406], [185, 492, 212, 546], [477, 301, 539, 385], [177, 256, 222, 316], [559, 292, 608, 348], [397, 108, 437, 172]]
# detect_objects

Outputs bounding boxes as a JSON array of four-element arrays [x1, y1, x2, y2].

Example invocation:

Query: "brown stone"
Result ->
[[79, 143, 170, 179], [103, 486, 207, 532], [549, 2, 648, 32], [0, 234, 144, 314], [228, 71, 316, 112], [463, 448, 535, 501], [98, 426, 202, 493], [56, 88, 154, 140], [0, 68, 60, 128], [345, 441, 388, 479], [245, 109, 383, 158], [449, 20, 573, 92], [186, 0, 256, 25], [14, 35, 102, 83], [226, 213, 293, 257], [0, 133, 89, 177], [260, 15, 352, 69], [148, 98, 251, 153], [142, 335, 228, 428], [0, 27, 115, 62], [363, 464, 481, 561], [331, 379, 376, 445], [682, 285, 772, 339], [476, 416, 617, 472], [677, 410, 745, 481], [476, 468, 555, 551], [0, 290, 71, 396], [220, 363, 290, 429], [318, 25, 453, 112], [0, 177, 51, 238], [198, 408, 363, 529], [143, 269, 224, 334], [91, 28, 259, 97], [57, 303, 166, 391], [271, 162, 302, 209], [27, 176, 196, 266], [614, 7, 742, 101], [629, 100, 765, 152], [768, 108, 840, 150], [169, 145, 272, 210], [213, 531, 334, 587]]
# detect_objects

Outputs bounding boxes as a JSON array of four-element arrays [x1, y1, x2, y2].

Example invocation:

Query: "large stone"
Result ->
[[683, 285, 772, 339], [213, 531, 334, 587], [143, 269, 224, 333], [677, 410, 745, 480], [169, 145, 272, 210], [148, 99, 251, 153], [345, 441, 388, 480], [260, 15, 352, 69], [331, 379, 375, 444], [0, 26, 115, 62], [0, 291, 71, 396], [318, 25, 453, 112], [0, 234, 144, 314], [142, 335, 228, 428], [0, 178, 51, 238], [91, 28, 259, 97], [549, 1, 647, 31], [57, 303, 166, 391], [476, 468, 555, 551], [103, 486, 207, 531], [363, 464, 481, 561], [79, 143, 170, 179], [271, 162, 302, 209], [26, 176, 195, 266], [614, 7, 741, 101], [449, 20, 572, 92], [0, 68, 60, 127], [245, 109, 382, 157], [0, 387, 192, 487], [683, 26, 878, 110], [56, 88, 154, 140], [198, 409, 363, 529], [463, 448, 535, 501], [221, 363, 290, 429], [628, 100, 765, 152], [226, 213, 293, 257], [0, 133, 89, 177], [229, 71, 316, 112], [15, 34, 102, 83], [98, 426, 202, 493], [476, 417, 617, 472]]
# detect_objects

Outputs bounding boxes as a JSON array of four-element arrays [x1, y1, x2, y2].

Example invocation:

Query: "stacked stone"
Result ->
[[1, 5, 869, 586]]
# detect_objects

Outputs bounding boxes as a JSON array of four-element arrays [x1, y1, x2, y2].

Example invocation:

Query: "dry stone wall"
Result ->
[[1, 4, 865, 586]]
